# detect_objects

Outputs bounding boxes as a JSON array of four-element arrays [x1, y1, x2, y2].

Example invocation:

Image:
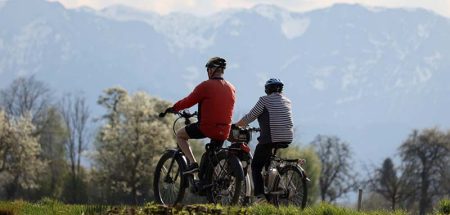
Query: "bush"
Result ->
[[436, 199, 450, 215]]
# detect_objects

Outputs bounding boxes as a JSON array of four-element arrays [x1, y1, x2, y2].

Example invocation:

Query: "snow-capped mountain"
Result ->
[[1, 0, 450, 164]]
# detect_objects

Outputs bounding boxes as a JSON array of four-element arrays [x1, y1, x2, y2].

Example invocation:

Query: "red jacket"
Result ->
[[173, 78, 236, 140]]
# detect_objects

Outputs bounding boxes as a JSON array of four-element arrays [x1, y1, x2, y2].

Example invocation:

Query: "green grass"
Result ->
[[244, 203, 408, 215], [0, 200, 413, 215], [0, 198, 109, 215]]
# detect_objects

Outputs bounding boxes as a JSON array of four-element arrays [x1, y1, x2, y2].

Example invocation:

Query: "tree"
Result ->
[[278, 144, 321, 204], [59, 93, 90, 203], [94, 88, 175, 204], [33, 107, 68, 200], [361, 192, 392, 211], [312, 135, 358, 202], [399, 128, 450, 215], [369, 158, 412, 210], [0, 76, 71, 200], [0, 111, 44, 199], [0, 76, 51, 129]]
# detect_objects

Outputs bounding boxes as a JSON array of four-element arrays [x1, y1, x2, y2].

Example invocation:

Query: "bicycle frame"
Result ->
[[158, 109, 244, 197]]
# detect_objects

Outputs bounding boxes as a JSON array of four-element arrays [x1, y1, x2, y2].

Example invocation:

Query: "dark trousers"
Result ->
[[251, 143, 274, 196]]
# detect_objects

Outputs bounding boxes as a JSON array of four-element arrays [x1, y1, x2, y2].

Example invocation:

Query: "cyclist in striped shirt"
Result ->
[[235, 78, 293, 203]]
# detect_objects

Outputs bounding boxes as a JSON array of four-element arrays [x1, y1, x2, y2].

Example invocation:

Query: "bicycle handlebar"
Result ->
[[159, 109, 198, 119], [159, 109, 198, 135], [247, 127, 261, 132], [231, 124, 260, 132]]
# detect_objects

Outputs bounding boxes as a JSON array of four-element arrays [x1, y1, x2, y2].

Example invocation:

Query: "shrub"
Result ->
[[436, 199, 450, 215]]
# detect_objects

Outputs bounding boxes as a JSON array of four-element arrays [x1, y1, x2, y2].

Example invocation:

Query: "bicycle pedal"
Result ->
[[198, 188, 207, 196], [243, 196, 251, 206], [200, 183, 213, 189], [270, 191, 284, 195], [190, 186, 199, 193]]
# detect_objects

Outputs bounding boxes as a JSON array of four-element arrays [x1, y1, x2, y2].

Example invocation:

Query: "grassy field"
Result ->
[[0, 199, 449, 215]]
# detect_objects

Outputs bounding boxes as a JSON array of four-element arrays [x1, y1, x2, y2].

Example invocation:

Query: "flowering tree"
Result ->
[[0, 111, 44, 199], [93, 88, 175, 204]]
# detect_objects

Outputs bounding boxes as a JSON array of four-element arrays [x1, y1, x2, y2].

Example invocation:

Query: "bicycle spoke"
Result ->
[[279, 169, 304, 205], [212, 159, 235, 204], [205, 152, 243, 206]]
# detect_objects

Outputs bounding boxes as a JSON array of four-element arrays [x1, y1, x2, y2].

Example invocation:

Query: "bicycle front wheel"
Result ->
[[153, 151, 187, 206], [206, 152, 244, 205], [272, 165, 307, 208]]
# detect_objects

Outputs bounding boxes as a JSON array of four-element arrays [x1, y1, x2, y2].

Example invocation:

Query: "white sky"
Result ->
[[48, 0, 450, 18]]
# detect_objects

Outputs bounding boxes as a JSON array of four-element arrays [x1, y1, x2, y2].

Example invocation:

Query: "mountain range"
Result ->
[[1, 0, 450, 166]]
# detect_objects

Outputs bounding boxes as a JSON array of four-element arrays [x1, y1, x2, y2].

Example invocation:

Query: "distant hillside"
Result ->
[[1, 0, 450, 164]]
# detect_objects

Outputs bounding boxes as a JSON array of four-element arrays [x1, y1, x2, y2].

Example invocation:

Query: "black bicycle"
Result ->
[[228, 126, 309, 208], [153, 110, 245, 206]]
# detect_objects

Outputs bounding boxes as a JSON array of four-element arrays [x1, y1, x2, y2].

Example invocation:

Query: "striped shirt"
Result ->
[[240, 93, 293, 144]]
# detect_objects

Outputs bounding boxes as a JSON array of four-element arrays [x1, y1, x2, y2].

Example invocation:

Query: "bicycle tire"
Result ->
[[205, 151, 244, 205], [240, 174, 252, 205], [153, 151, 187, 206], [272, 165, 307, 208]]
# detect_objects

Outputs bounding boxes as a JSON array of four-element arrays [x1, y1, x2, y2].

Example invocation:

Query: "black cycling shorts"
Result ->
[[185, 122, 206, 139]]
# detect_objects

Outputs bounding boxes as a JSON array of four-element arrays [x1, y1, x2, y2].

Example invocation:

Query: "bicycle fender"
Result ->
[[166, 149, 189, 165], [281, 165, 307, 180], [165, 149, 190, 188], [228, 155, 245, 181], [296, 165, 311, 182]]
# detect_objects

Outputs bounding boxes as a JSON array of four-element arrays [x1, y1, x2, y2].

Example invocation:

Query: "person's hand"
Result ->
[[165, 107, 176, 113], [235, 120, 247, 127], [159, 107, 176, 117]]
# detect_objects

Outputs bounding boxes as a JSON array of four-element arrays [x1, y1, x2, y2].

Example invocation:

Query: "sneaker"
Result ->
[[183, 162, 199, 175], [254, 194, 268, 204]]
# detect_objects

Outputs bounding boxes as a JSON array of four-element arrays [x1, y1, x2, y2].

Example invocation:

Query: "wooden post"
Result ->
[[357, 188, 363, 211]]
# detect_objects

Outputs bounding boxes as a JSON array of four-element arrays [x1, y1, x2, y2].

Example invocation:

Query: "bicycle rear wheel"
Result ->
[[206, 152, 244, 205], [272, 165, 307, 208], [153, 151, 187, 206]]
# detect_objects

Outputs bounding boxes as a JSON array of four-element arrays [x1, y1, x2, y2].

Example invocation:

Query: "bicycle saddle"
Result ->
[[274, 143, 289, 149]]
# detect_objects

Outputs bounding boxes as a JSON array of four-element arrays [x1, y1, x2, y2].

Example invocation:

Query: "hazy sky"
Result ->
[[49, 0, 450, 18]]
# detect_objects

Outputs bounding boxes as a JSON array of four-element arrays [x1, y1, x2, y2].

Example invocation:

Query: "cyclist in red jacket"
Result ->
[[165, 57, 236, 174]]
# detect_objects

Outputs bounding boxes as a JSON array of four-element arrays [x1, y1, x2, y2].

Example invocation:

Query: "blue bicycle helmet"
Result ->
[[265, 78, 284, 87], [265, 78, 284, 94]]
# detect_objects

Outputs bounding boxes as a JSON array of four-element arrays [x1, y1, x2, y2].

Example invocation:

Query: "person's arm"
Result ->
[[235, 119, 247, 127], [172, 83, 204, 111], [236, 97, 265, 127]]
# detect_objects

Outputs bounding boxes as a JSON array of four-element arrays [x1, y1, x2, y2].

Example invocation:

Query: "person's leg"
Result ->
[[251, 143, 273, 197], [176, 127, 197, 164]]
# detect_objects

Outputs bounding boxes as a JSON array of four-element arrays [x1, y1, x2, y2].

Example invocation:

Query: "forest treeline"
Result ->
[[0, 76, 448, 215]]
